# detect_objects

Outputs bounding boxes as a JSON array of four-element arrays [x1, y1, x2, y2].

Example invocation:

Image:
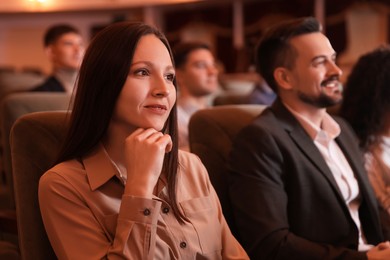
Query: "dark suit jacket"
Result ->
[[228, 99, 383, 260], [31, 76, 65, 92]]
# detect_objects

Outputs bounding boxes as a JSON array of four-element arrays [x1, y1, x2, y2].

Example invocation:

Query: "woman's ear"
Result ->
[[274, 67, 293, 90]]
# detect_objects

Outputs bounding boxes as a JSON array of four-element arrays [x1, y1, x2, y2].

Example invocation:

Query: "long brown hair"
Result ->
[[339, 46, 390, 151], [56, 21, 185, 223]]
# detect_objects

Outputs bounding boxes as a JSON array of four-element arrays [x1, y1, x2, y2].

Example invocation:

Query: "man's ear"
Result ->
[[274, 67, 293, 90]]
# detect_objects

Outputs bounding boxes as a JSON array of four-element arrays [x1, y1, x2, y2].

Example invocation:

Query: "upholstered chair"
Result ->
[[0, 240, 19, 260], [0, 93, 70, 258], [0, 92, 71, 209], [0, 209, 19, 259], [188, 104, 266, 237], [10, 111, 69, 260]]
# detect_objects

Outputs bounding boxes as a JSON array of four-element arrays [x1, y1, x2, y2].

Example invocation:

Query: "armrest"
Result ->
[[0, 209, 17, 234]]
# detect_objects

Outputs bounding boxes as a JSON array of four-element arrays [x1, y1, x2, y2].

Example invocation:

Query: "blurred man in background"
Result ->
[[32, 24, 84, 93], [173, 41, 220, 151]]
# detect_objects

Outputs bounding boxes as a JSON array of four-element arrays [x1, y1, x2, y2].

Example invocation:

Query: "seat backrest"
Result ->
[[10, 111, 69, 260], [188, 104, 266, 236], [0, 70, 45, 99], [0, 92, 71, 209]]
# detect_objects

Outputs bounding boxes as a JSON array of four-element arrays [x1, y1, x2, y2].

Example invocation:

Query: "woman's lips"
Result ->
[[144, 104, 168, 114]]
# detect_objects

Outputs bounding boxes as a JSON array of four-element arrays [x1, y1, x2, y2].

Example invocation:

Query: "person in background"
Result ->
[[32, 24, 84, 93], [173, 41, 219, 151], [228, 16, 390, 259], [339, 46, 390, 219], [38, 21, 248, 259]]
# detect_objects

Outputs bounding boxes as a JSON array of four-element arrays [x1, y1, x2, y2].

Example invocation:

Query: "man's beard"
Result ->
[[298, 75, 343, 108], [298, 90, 342, 108]]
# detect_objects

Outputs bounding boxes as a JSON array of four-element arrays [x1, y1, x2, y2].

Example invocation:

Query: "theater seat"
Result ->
[[1, 92, 71, 209], [10, 111, 69, 260], [188, 104, 266, 237], [0, 240, 19, 260]]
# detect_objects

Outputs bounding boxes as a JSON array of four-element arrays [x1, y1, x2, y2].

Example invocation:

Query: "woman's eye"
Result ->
[[135, 69, 149, 76], [165, 73, 175, 82]]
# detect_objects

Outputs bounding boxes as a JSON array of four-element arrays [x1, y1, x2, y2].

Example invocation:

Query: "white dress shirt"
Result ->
[[285, 105, 373, 251]]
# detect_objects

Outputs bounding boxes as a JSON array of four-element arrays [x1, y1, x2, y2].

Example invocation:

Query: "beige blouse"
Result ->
[[39, 144, 248, 260], [365, 137, 390, 215]]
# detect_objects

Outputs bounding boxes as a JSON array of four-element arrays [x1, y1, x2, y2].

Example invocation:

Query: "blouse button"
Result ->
[[180, 241, 187, 249], [143, 208, 151, 216], [162, 207, 169, 214]]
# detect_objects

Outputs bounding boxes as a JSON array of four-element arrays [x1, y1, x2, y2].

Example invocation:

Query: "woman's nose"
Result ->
[[152, 78, 171, 97]]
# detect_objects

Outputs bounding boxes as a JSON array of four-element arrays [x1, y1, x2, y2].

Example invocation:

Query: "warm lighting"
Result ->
[[27, 0, 47, 10], [1, 0, 204, 13], [25, 0, 54, 12], [28, 0, 47, 5]]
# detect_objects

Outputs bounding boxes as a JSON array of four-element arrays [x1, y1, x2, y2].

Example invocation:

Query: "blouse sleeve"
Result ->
[[365, 152, 390, 214], [193, 155, 249, 259], [211, 183, 249, 259], [39, 170, 162, 260]]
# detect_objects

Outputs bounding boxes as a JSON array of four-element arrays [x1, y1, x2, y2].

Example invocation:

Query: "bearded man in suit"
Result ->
[[228, 16, 390, 260]]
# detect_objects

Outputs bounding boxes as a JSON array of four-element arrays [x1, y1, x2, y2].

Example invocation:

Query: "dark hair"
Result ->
[[173, 41, 211, 68], [339, 46, 390, 151], [56, 22, 184, 222], [255, 16, 321, 93], [44, 24, 80, 47]]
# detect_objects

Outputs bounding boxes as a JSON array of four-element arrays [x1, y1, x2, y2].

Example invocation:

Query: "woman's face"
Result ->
[[112, 34, 176, 133]]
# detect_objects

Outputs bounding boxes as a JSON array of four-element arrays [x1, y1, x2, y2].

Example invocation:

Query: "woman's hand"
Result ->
[[367, 241, 390, 260], [124, 128, 173, 198]]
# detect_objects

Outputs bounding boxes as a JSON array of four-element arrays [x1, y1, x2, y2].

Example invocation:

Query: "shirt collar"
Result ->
[[82, 143, 119, 191], [283, 102, 341, 141], [82, 142, 169, 194]]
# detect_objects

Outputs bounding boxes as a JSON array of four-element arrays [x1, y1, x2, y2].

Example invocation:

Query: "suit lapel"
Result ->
[[335, 121, 382, 242], [336, 126, 378, 212], [270, 100, 382, 242], [335, 127, 366, 185], [271, 100, 345, 201]]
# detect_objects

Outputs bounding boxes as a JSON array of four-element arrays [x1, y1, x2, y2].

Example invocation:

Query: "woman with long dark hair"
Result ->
[[38, 21, 248, 259], [339, 46, 390, 217]]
